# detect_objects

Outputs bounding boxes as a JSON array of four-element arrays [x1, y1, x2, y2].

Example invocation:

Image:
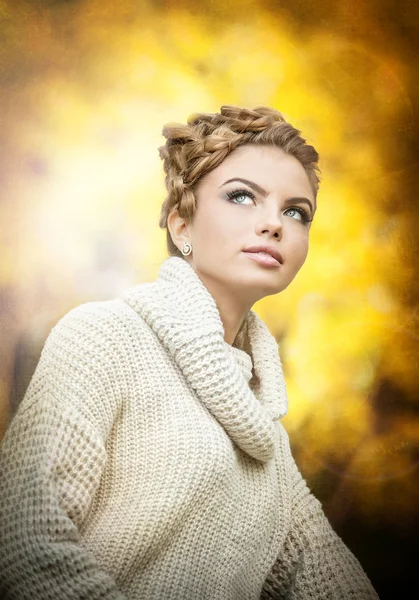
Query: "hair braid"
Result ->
[[158, 104, 320, 258]]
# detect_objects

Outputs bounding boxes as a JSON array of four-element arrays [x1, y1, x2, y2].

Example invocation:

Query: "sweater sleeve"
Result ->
[[0, 305, 127, 600], [260, 428, 380, 600]]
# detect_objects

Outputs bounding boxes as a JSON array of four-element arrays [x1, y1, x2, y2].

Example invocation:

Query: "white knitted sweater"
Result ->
[[0, 256, 379, 599]]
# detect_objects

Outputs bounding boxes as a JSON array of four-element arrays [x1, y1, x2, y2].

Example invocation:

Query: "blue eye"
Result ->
[[226, 188, 255, 205], [284, 207, 313, 225]]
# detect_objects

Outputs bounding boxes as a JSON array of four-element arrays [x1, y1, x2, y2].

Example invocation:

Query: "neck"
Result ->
[[193, 269, 254, 346]]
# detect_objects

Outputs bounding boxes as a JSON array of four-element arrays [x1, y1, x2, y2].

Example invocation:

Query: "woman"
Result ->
[[0, 105, 380, 599]]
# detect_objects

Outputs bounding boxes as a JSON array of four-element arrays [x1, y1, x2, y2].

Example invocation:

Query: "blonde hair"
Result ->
[[158, 105, 320, 258]]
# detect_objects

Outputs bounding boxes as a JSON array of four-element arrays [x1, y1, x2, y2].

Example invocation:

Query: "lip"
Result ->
[[243, 245, 283, 265], [244, 252, 282, 268]]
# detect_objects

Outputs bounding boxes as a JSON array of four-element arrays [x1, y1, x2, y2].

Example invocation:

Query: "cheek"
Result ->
[[291, 231, 309, 266], [194, 209, 232, 245]]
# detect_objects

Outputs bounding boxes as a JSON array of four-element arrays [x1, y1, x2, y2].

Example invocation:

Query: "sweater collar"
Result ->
[[122, 256, 288, 462]]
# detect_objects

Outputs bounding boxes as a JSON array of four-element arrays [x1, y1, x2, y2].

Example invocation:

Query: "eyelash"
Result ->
[[225, 188, 313, 225]]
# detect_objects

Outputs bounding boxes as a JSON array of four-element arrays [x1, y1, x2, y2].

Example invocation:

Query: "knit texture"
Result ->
[[0, 256, 380, 599]]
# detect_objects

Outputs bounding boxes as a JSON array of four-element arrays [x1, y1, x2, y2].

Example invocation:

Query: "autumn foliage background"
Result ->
[[0, 0, 418, 596]]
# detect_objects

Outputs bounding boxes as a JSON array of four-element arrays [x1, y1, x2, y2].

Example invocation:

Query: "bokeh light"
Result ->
[[1, 1, 418, 595]]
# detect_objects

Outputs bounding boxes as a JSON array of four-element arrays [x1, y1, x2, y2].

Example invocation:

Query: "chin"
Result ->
[[260, 282, 288, 297], [243, 273, 287, 294]]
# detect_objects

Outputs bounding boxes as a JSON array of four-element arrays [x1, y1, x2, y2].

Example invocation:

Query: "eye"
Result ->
[[226, 188, 255, 205], [284, 206, 313, 225]]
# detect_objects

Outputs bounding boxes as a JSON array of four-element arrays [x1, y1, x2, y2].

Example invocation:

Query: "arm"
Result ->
[[261, 428, 380, 599], [0, 305, 128, 600]]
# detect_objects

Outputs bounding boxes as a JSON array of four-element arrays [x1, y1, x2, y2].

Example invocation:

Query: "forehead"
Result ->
[[201, 144, 315, 199]]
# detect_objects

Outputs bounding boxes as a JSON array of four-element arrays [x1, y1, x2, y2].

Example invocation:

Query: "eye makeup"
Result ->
[[225, 186, 314, 225], [226, 188, 255, 204], [220, 176, 315, 213]]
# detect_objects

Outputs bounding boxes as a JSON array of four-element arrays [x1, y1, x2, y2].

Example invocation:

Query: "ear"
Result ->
[[167, 208, 190, 253]]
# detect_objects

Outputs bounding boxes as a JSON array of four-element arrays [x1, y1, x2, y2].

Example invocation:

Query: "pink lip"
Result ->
[[243, 251, 282, 267], [243, 245, 283, 264]]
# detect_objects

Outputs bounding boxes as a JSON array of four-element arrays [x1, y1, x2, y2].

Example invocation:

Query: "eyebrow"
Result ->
[[220, 177, 268, 196], [219, 177, 316, 214]]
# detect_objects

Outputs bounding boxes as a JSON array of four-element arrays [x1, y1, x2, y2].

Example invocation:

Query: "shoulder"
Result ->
[[19, 292, 151, 432], [6, 285, 159, 445], [46, 291, 150, 360], [50, 296, 134, 343]]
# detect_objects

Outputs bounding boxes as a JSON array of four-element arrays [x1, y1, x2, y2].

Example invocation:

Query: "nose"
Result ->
[[255, 211, 283, 239]]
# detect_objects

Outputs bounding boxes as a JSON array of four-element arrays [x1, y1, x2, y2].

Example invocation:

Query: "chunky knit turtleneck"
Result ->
[[0, 256, 380, 599], [225, 343, 253, 383], [122, 256, 288, 462]]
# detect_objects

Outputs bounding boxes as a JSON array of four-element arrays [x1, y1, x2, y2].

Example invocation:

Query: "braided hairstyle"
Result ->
[[158, 105, 320, 258]]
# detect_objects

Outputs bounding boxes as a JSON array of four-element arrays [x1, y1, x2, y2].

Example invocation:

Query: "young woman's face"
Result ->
[[185, 144, 317, 301]]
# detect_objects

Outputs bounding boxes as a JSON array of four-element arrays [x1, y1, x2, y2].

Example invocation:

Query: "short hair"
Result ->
[[158, 105, 320, 258]]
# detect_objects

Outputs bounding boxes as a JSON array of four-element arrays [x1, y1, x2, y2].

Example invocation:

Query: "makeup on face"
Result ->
[[219, 177, 315, 226]]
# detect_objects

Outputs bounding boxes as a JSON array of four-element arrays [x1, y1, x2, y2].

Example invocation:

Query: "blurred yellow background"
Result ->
[[1, 0, 418, 595]]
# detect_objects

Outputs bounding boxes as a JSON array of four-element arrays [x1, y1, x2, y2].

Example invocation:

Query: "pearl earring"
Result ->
[[181, 242, 192, 256]]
